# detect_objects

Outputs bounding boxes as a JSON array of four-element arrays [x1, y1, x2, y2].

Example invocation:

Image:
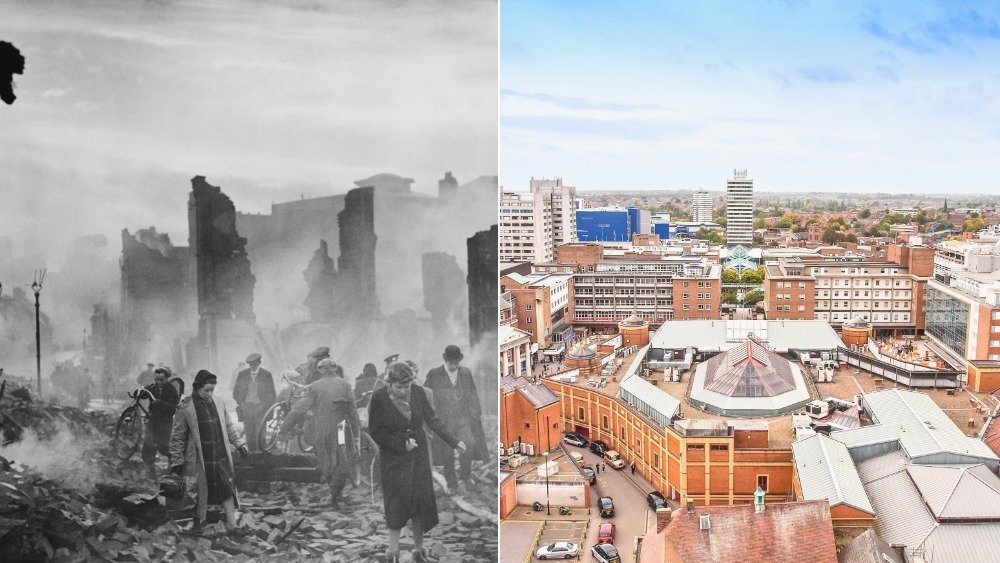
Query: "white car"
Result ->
[[536, 541, 580, 560]]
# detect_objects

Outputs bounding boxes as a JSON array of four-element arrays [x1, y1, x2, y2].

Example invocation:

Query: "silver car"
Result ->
[[536, 541, 580, 560]]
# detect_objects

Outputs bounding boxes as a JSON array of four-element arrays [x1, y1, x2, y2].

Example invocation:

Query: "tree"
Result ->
[[744, 289, 764, 306], [753, 218, 767, 229], [695, 227, 723, 244], [753, 233, 765, 246], [858, 208, 871, 219], [963, 217, 985, 232], [721, 268, 740, 284]]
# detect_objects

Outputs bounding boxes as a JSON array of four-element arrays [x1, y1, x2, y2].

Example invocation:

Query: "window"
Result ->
[[798, 281, 806, 288], [653, 453, 660, 469], [687, 444, 705, 452], [621, 427, 626, 440], [602, 415, 609, 430], [525, 304, 532, 311], [683, 293, 689, 299], [577, 407, 585, 421], [526, 317, 532, 324], [757, 475, 768, 492], [710, 444, 728, 452], [683, 304, 690, 311], [525, 422, 531, 429]]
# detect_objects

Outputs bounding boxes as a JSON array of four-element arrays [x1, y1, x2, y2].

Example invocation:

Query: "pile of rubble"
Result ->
[[0, 380, 498, 561]]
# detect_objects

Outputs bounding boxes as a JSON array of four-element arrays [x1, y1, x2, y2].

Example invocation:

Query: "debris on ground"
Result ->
[[0, 379, 498, 561]]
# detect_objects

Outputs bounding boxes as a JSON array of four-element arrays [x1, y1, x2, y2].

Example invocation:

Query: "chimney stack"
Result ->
[[655, 507, 672, 533]]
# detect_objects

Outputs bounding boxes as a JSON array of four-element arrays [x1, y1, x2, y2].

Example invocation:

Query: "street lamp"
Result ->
[[31, 269, 46, 397], [545, 414, 552, 515]]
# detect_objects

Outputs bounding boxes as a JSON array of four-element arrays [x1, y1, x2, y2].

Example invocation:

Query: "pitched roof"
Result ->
[[791, 434, 874, 515], [832, 389, 999, 469], [905, 464, 1000, 520], [828, 404, 861, 430], [703, 339, 796, 397], [837, 529, 904, 563], [661, 501, 837, 563]]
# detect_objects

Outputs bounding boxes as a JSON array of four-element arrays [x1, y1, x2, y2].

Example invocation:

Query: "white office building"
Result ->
[[530, 178, 578, 246], [725, 170, 754, 246], [499, 191, 553, 264], [692, 191, 714, 224]]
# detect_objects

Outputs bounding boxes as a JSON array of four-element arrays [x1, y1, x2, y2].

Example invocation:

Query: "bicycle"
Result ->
[[113, 388, 158, 460], [258, 374, 314, 453]]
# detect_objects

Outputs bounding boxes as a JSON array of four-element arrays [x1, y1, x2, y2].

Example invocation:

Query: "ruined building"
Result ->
[[188, 176, 256, 369], [303, 240, 338, 322], [335, 186, 378, 323], [438, 171, 458, 198], [467, 224, 498, 347], [188, 176, 256, 324], [120, 227, 196, 370], [421, 252, 467, 340]]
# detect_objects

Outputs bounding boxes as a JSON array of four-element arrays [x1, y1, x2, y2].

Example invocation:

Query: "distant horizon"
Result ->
[[501, 2, 1000, 195], [501, 184, 996, 200]]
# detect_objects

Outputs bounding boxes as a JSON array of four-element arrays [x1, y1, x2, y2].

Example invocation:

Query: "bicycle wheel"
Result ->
[[297, 414, 315, 453], [113, 406, 143, 460], [257, 402, 288, 453]]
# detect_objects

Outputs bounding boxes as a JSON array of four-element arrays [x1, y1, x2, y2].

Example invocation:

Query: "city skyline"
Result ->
[[501, 1, 1000, 194]]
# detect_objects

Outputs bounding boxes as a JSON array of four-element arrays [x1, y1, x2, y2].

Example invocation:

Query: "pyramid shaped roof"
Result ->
[[703, 339, 796, 397], [905, 464, 1000, 520]]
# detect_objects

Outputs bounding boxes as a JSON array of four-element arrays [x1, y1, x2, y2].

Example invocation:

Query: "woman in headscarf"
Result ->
[[368, 361, 466, 563], [169, 370, 248, 531]]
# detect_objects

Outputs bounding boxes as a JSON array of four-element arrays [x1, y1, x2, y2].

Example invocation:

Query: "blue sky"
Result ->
[[501, 1, 1000, 194]]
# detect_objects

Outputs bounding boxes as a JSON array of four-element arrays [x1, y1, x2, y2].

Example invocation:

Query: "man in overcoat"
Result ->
[[423, 345, 489, 492], [232, 352, 276, 451], [280, 358, 361, 508]]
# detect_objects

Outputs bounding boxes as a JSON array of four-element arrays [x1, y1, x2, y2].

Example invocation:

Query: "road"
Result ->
[[565, 444, 654, 563]]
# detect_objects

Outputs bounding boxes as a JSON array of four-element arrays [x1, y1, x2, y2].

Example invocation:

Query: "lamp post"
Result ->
[[31, 269, 46, 397], [545, 414, 552, 515]]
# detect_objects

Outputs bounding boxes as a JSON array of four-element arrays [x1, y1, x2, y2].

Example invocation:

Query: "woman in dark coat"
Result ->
[[368, 362, 465, 563]]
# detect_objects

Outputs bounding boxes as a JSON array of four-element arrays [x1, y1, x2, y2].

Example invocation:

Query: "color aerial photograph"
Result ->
[[499, 2, 1000, 563], [1, 0, 498, 562]]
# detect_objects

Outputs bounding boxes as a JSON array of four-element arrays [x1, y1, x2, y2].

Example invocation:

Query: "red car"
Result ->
[[597, 521, 616, 544]]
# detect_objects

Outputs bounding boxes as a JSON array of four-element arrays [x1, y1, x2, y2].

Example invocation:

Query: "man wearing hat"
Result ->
[[233, 352, 276, 452], [280, 358, 360, 508], [298, 346, 331, 385], [424, 345, 488, 493]]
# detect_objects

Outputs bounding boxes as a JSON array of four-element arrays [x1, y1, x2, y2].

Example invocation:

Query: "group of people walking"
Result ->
[[139, 344, 485, 562]]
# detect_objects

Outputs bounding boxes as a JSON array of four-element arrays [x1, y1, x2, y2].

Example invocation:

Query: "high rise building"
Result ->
[[499, 191, 553, 264], [692, 190, 714, 223], [725, 170, 754, 246], [530, 178, 577, 246]]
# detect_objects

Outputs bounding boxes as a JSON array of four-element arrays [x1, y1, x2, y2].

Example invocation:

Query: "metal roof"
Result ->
[[505, 272, 529, 284], [830, 424, 900, 450], [791, 434, 874, 515], [618, 346, 680, 425], [863, 389, 999, 466], [650, 320, 843, 352], [499, 325, 531, 346], [919, 522, 1000, 563], [860, 463, 936, 549], [906, 464, 1000, 520], [689, 356, 810, 416]]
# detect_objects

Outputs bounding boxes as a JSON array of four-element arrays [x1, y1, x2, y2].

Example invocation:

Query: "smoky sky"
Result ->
[[0, 0, 498, 267]]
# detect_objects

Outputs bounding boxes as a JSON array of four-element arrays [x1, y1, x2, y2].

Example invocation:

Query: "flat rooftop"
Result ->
[[544, 349, 994, 451]]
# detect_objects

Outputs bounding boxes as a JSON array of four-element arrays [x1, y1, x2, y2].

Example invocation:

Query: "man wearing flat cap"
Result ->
[[424, 345, 489, 493], [280, 358, 360, 508], [233, 352, 276, 451], [298, 346, 331, 384]]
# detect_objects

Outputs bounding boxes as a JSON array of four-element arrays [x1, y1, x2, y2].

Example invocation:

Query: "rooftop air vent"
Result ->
[[699, 515, 711, 530]]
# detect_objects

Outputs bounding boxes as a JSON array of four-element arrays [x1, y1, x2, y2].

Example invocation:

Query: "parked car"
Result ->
[[581, 465, 596, 485], [590, 440, 610, 455], [646, 491, 668, 509], [591, 543, 622, 563], [598, 496, 615, 517], [603, 450, 625, 469], [570, 451, 585, 466], [563, 432, 588, 447], [535, 541, 579, 560], [597, 521, 616, 544]]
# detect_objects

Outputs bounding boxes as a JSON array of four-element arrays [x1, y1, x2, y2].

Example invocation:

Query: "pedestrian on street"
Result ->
[[141, 367, 180, 479], [424, 345, 488, 494], [369, 362, 466, 563], [279, 359, 360, 509], [232, 352, 276, 452], [602, 462, 607, 472], [354, 363, 379, 405], [298, 346, 331, 384], [596, 464, 600, 475], [169, 370, 248, 531], [631, 461, 636, 475]]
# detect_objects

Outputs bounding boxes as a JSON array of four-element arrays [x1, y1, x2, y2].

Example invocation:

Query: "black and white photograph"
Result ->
[[1, 1, 499, 561]]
